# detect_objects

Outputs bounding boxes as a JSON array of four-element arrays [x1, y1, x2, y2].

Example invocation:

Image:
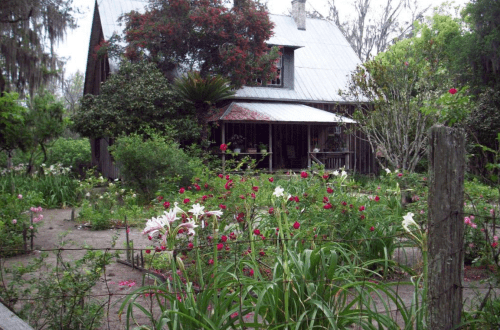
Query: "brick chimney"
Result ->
[[292, 0, 306, 30]]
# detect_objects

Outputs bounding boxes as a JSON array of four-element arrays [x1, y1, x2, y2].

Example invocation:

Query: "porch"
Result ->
[[209, 102, 356, 172]]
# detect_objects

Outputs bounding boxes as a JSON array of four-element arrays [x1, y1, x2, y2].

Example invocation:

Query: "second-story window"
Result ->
[[268, 55, 282, 86]]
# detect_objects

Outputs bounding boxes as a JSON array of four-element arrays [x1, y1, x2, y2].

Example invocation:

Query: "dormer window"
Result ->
[[268, 55, 282, 86]]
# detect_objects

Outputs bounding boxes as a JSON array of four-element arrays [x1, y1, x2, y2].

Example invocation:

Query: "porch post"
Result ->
[[307, 124, 311, 168], [222, 122, 226, 174], [269, 123, 272, 172]]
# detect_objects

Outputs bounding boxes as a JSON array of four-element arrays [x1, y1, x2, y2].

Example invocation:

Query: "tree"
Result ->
[[72, 61, 199, 144], [0, 0, 76, 95], [0, 92, 30, 167], [119, 0, 279, 88], [343, 13, 469, 171], [328, 0, 429, 62], [61, 70, 84, 116], [173, 71, 235, 146]]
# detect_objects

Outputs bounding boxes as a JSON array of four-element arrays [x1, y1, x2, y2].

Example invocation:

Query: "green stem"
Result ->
[[194, 235, 204, 289]]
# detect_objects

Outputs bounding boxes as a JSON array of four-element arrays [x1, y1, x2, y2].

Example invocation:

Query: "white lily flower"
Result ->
[[206, 210, 223, 217], [162, 209, 178, 225], [332, 170, 339, 176], [341, 170, 347, 177], [189, 203, 205, 217], [173, 202, 185, 214], [143, 216, 165, 235], [179, 221, 198, 236], [385, 168, 391, 174], [402, 212, 419, 233], [273, 186, 285, 197]]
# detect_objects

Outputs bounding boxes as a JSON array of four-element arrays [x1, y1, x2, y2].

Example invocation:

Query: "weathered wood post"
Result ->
[[427, 125, 465, 329]]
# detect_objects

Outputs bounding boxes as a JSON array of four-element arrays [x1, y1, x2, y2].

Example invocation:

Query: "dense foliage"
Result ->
[[72, 61, 199, 144], [119, 0, 280, 88]]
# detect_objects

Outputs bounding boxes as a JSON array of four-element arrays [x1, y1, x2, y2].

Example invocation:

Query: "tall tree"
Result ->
[[328, 0, 429, 62], [61, 70, 83, 116], [118, 0, 279, 88], [0, 0, 76, 95]]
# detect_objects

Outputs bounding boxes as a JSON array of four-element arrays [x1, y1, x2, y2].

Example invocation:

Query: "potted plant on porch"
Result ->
[[229, 134, 245, 154], [259, 142, 268, 153]]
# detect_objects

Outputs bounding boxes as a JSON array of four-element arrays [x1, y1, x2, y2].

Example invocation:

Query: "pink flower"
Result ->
[[464, 217, 471, 225], [231, 312, 239, 318], [370, 226, 375, 232], [179, 187, 185, 194], [183, 198, 190, 204], [252, 186, 259, 192], [12, 219, 17, 224], [208, 259, 214, 265], [397, 173, 403, 177], [327, 187, 334, 194], [253, 229, 260, 235], [300, 171, 308, 178], [249, 269, 254, 276], [188, 242, 194, 250], [494, 236, 498, 242], [293, 221, 300, 229], [268, 207, 274, 214], [490, 209, 495, 216], [251, 193, 256, 199], [471, 223, 477, 229], [220, 143, 228, 151], [374, 196, 380, 202], [218, 173, 223, 178], [268, 177, 274, 182], [359, 205, 365, 212], [404, 61, 409, 66], [17, 194, 22, 199], [217, 243, 223, 251], [29, 226, 33, 230], [492, 242, 498, 248], [221, 235, 228, 242], [449, 88, 457, 95], [163, 201, 170, 208], [226, 175, 230, 180], [219, 204, 226, 209]]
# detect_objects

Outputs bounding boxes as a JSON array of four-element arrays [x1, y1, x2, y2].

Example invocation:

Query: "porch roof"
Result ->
[[209, 102, 356, 124]]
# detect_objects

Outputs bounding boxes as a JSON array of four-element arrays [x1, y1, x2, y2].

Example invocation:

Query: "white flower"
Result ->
[[85, 192, 91, 197], [273, 186, 285, 197], [173, 202, 185, 215], [332, 170, 339, 176], [120, 189, 125, 193], [206, 210, 223, 217], [99, 195, 103, 199], [132, 194, 136, 198], [189, 203, 205, 217], [402, 212, 419, 233], [161, 209, 178, 225], [143, 216, 166, 235], [178, 221, 198, 236], [385, 168, 391, 174], [341, 170, 347, 178]]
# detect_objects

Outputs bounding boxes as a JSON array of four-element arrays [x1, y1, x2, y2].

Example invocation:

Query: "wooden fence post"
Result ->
[[427, 125, 466, 329]]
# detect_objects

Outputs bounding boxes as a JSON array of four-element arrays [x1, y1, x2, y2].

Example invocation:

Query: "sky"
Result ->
[[57, 0, 469, 77]]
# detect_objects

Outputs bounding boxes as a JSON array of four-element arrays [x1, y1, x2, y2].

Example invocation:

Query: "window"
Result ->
[[268, 55, 282, 86]]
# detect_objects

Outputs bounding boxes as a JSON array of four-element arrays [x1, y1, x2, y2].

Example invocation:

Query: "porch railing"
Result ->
[[309, 152, 351, 170]]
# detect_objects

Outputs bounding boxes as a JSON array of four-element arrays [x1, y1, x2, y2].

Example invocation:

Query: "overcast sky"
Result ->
[[57, 0, 469, 77]]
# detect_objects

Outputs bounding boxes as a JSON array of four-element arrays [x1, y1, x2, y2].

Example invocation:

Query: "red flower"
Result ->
[[157, 196, 164, 201], [217, 243, 223, 251], [397, 173, 403, 177], [179, 187, 185, 194], [229, 232, 237, 240], [204, 183, 208, 188], [218, 173, 223, 178], [370, 226, 375, 232], [220, 143, 228, 151], [208, 259, 214, 265], [293, 221, 300, 229], [268, 207, 274, 214], [183, 198, 190, 204], [374, 195, 380, 202], [449, 88, 457, 95], [202, 195, 208, 201], [492, 242, 498, 248], [249, 269, 254, 276], [226, 175, 230, 180], [219, 204, 226, 209], [251, 193, 256, 199], [145, 249, 151, 254], [253, 229, 260, 235], [360, 214, 366, 220], [188, 242, 194, 250], [300, 171, 308, 178], [294, 196, 300, 203], [252, 186, 259, 192], [342, 201, 347, 206], [359, 205, 365, 212], [349, 204, 353, 208], [324, 203, 332, 209], [259, 250, 266, 256], [195, 184, 201, 191], [323, 196, 329, 203], [322, 174, 329, 180], [327, 187, 334, 194], [163, 201, 171, 208], [268, 177, 274, 182], [239, 195, 246, 199], [221, 235, 228, 242]]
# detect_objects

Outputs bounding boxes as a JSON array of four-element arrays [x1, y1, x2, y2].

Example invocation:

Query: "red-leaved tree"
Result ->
[[121, 0, 280, 88]]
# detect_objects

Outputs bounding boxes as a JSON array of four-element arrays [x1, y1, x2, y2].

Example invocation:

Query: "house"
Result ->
[[84, 0, 376, 177]]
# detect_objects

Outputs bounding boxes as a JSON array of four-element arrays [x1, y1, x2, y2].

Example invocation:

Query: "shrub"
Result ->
[[110, 131, 199, 200], [46, 137, 91, 174]]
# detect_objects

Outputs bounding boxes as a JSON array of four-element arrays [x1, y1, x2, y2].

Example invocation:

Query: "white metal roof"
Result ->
[[211, 102, 356, 123], [93, 2, 361, 102], [235, 14, 361, 103]]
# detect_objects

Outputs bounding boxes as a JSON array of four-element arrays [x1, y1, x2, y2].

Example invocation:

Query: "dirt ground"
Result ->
[[2, 208, 497, 329]]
